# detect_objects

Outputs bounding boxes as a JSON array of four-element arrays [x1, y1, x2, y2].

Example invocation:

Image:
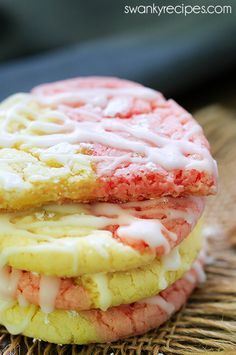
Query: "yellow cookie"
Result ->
[[0, 197, 204, 275], [10, 223, 202, 312], [0, 261, 201, 344], [0, 77, 217, 212]]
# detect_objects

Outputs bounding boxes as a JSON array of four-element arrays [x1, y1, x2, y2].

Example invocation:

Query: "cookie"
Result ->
[[0, 261, 204, 344], [1, 222, 202, 312], [0, 77, 217, 210], [0, 197, 204, 276]]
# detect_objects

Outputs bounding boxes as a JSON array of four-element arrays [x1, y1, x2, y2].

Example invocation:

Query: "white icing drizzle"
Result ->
[[0, 267, 21, 300], [44, 314, 50, 324], [6, 309, 35, 335], [161, 247, 182, 271], [17, 293, 29, 308], [34, 87, 158, 105], [104, 96, 132, 116], [184, 272, 196, 284], [0, 234, 109, 275], [0, 170, 29, 191], [139, 295, 175, 315], [39, 275, 60, 313], [158, 274, 168, 290], [139, 253, 204, 314], [91, 273, 112, 311], [0, 197, 201, 272], [192, 260, 206, 283], [117, 220, 172, 253], [0, 198, 195, 320], [158, 247, 182, 290], [0, 91, 216, 190], [0, 299, 35, 335]]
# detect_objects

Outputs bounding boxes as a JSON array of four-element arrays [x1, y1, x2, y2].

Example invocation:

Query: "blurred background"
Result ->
[[0, 0, 236, 110]]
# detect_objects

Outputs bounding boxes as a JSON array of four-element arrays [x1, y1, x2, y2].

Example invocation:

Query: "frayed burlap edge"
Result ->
[[1, 105, 236, 355]]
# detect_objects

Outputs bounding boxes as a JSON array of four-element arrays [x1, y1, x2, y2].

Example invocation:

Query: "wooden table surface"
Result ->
[[195, 104, 236, 230]]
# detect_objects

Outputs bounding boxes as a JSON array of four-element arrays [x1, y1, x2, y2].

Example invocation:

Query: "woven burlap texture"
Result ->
[[0, 105, 236, 355]]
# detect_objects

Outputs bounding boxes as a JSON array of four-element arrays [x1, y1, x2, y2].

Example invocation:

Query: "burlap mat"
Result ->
[[1, 105, 236, 355]]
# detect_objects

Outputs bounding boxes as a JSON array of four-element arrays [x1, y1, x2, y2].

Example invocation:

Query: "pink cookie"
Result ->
[[0, 196, 204, 310], [83, 262, 203, 342], [32, 77, 217, 201], [0, 258, 204, 345]]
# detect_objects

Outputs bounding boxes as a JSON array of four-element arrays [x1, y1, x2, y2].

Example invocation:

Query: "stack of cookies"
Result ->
[[0, 77, 217, 344]]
